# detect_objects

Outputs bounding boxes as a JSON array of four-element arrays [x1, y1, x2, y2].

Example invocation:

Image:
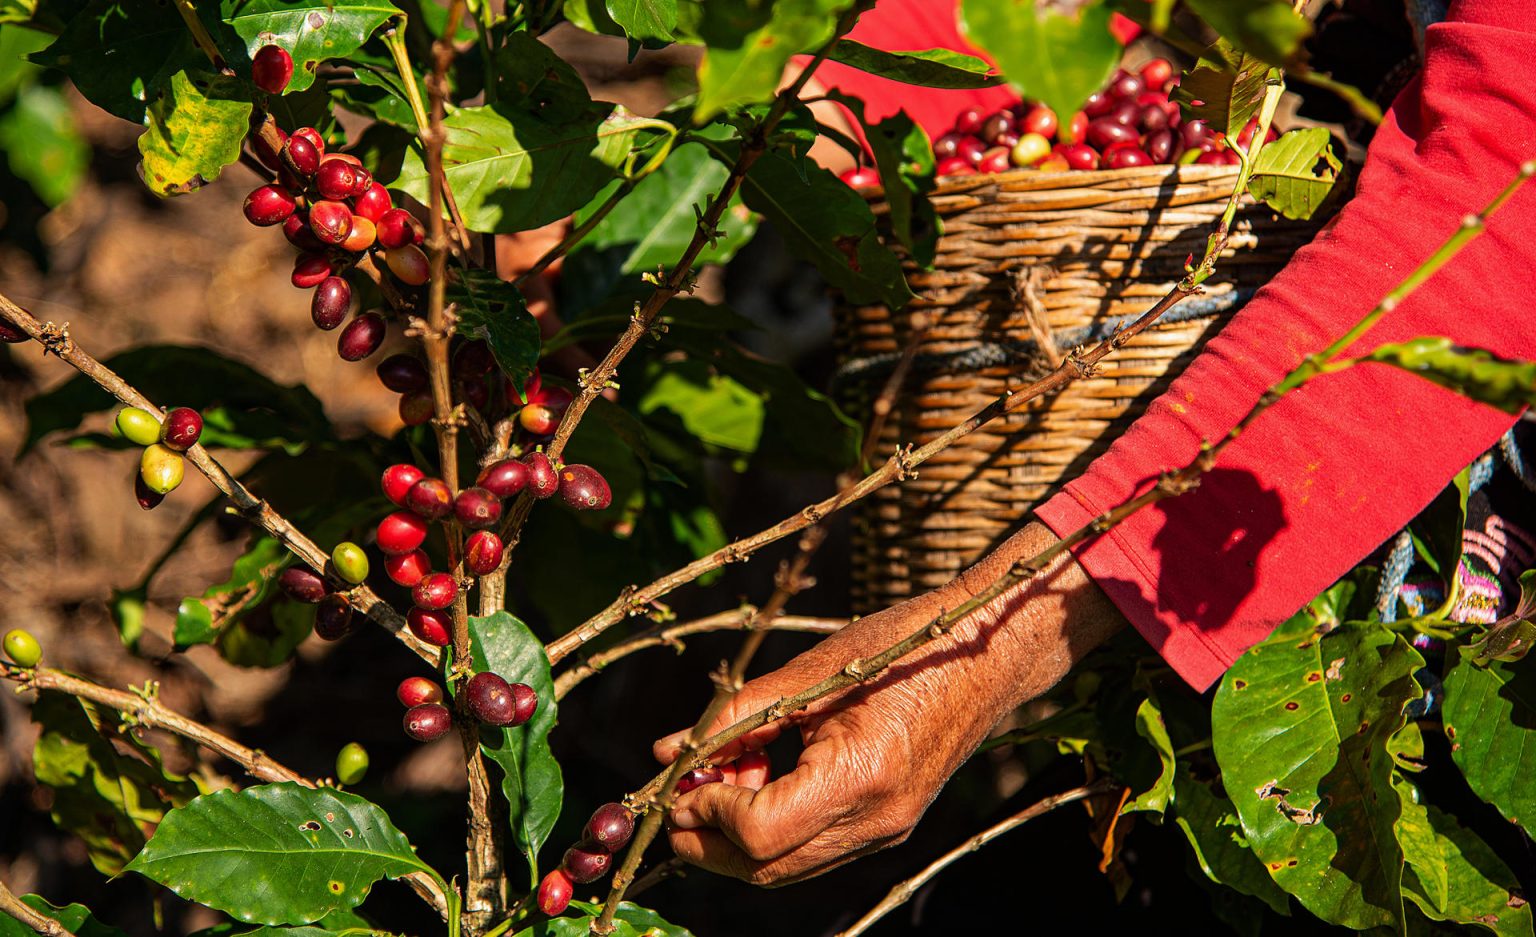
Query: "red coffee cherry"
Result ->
[[454, 487, 503, 530], [838, 166, 880, 188], [953, 106, 984, 136], [160, 407, 202, 451], [134, 473, 165, 511], [283, 212, 326, 251], [1105, 146, 1152, 169], [1021, 104, 1058, 139], [464, 530, 504, 576], [557, 464, 611, 511], [291, 126, 324, 153], [412, 572, 457, 610], [243, 184, 296, 226], [314, 594, 355, 641], [353, 182, 392, 222], [384, 549, 431, 588], [1053, 143, 1100, 171], [403, 703, 452, 742], [585, 803, 635, 853], [377, 510, 429, 555], [316, 159, 360, 201], [1140, 57, 1174, 91], [407, 606, 452, 646], [1086, 117, 1137, 150], [676, 765, 724, 794], [311, 276, 352, 330], [338, 312, 386, 362], [561, 843, 612, 884], [292, 252, 334, 289], [376, 208, 420, 250], [537, 868, 573, 916], [399, 390, 434, 427], [382, 464, 425, 507], [279, 566, 327, 603], [466, 671, 517, 725], [283, 134, 321, 177], [522, 452, 559, 499], [397, 675, 443, 708], [251, 44, 293, 94], [309, 200, 354, 246], [477, 460, 529, 498], [406, 478, 454, 520], [376, 354, 429, 394], [935, 156, 974, 177], [509, 682, 538, 726]]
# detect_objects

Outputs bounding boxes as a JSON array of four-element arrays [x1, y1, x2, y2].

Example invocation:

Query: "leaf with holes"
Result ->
[[826, 40, 1000, 89], [447, 268, 541, 395], [959, 0, 1120, 125], [224, 0, 400, 95], [1246, 127, 1343, 220], [691, 0, 853, 122], [1467, 570, 1536, 664], [1174, 39, 1269, 140], [1170, 767, 1291, 915], [1185, 0, 1310, 66], [137, 69, 252, 196], [125, 783, 438, 926], [460, 613, 562, 883], [1442, 647, 1536, 830], [1212, 617, 1421, 930], [392, 104, 666, 234], [821, 91, 937, 267]]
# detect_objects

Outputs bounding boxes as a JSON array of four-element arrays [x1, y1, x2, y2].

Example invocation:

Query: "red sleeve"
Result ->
[[1033, 0, 1536, 691]]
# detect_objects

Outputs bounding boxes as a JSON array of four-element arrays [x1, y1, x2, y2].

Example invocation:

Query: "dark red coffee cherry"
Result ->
[[509, 682, 538, 726], [406, 478, 454, 520], [412, 572, 457, 610], [522, 452, 558, 499], [0, 318, 27, 343], [1105, 146, 1152, 169], [932, 132, 964, 160], [676, 765, 724, 794], [353, 182, 392, 222], [404, 703, 452, 742], [953, 106, 984, 136], [279, 566, 327, 603], [309, 200, 354, 246], [399, 390, 434, 427], [283, 212, 325, 251], [382, 463, 425, 507], [407, 606, 452, 646], [376, 354, 429, 393], [453, 341, 495, 378], [1054, 143, 1099, 171], [160, 407, 202, 451], [315, 159, 360, 201], [283, 134, 321, 177], [954, 134, 986, 165], [562, 843, 612, 884], [557, 464, 611, 511], [465, 671, 517, 725], [1144, 128, 1176, 164], [585, 803, 635, 853], [292, 252, 334, 289], [1180, 119, 1211, 149], [1086, 117, 1138, 151], [464, 530, 504, 576], [291, 126, 324, 153], [251, 44, 293, 94], [134, 473, 165, 510], [537, 869, 573, 916], [1107, 69, 1144, 100], [377, 510, 429, 555], [454, 487, 502, 529], [311, 276, 351, 330], [376, 208, 420, 250], [397, 675, 443, 708], [476, 460, 528, 498], [1082, 90, 1115, 118], [243, 184, 296, 226], [457, 378, 490, 411], [338, 312, 386, 361], [314, 594, 355, 641], [980, 110, 1014, 144], [385, 549, 431, 587]]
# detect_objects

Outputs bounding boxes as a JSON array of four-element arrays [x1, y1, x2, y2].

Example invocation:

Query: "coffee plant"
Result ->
[[1, 0, 1532, 935]]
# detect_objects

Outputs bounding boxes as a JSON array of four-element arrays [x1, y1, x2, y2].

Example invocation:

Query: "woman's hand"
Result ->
[[652, 522, 1124, 885]]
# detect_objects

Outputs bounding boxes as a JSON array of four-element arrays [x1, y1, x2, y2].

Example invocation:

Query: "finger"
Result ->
[[733, 750, 771, 790], [668, 823, 900, 886]]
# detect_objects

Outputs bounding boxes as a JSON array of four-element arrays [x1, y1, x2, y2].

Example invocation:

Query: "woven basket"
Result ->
[[836, 163, 1327, 614]]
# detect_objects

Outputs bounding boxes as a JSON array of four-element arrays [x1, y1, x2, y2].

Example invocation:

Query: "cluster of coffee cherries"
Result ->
[[276, 541, 373, 640], [241, 44, 429, 364], [396, 670, 538, 743], [113, 406, 203, 509]]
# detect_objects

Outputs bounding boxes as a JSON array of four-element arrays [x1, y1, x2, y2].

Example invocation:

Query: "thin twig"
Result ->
[[513, 181, 635, 287], [835, 782, 1115, 937], [625, 857, 686, 900], [0, 295, 437, 665], [385, 24, 473, 256], [0, 877, 77, 937]]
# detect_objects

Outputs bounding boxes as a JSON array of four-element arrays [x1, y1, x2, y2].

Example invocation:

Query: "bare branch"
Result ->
[[0, 877, 77, 937]]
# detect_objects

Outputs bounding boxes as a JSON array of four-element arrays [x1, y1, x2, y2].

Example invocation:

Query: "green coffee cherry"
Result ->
[[331, 542, 369, 584], [3, 629, 42, 667], [139, 444, 185, 495], [115, 407, 162, 446], [336, 742, 369, 785]]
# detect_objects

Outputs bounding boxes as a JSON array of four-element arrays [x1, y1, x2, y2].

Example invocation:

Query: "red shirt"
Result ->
[[827, 0, 1536, 690]]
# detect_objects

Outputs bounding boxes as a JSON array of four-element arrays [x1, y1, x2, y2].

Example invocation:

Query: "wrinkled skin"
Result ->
[[654, 521, 1125, 885]]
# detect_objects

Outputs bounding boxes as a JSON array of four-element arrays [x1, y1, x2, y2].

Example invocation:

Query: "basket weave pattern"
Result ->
[[837, 164, 1325, 614]]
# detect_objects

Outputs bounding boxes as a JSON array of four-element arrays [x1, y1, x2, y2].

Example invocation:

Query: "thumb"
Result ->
[[668, 767, 835, 863], [651, 673, 807, 766]]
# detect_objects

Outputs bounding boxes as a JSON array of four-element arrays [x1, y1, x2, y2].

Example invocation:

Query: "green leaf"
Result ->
[[223, 0, 400, 96], [1442, 648, 1536, 830], [337, 63, 419, 132], [1395, 772, 1535, 936], [32, 693, 202, 876], [1466, 570, 1536, 664], [958, 0, 1120, 125], [515, 902, 696, 937], [1173, 39, 1269, 140], [1170, 767, 1291, 915], [1212, 618, 1421, 930], [448, 268, 541, 393], [639, 362, 766, 454], [1184, 0, 1310, 66], [825, 40, 1001, 89], [1246, 127, 1343, 220], [464, 613, 562, 883], [706, 140, 913, 309], [606, 0, 675, 44], [174, 535, 288, 647], [1363, 338, 1536, 416], [691, 0, 853, 123], [125, 783, 437, 926], [0, 897, 127, 937], [490, 31, 593, 126], [820, 91, 937, 267], [0, 83, 87, 205], [392, 103, 667, 234], [0, 24, 50, 96], [1121, 696, 1175, 818], [138, 69, 252, 196]]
